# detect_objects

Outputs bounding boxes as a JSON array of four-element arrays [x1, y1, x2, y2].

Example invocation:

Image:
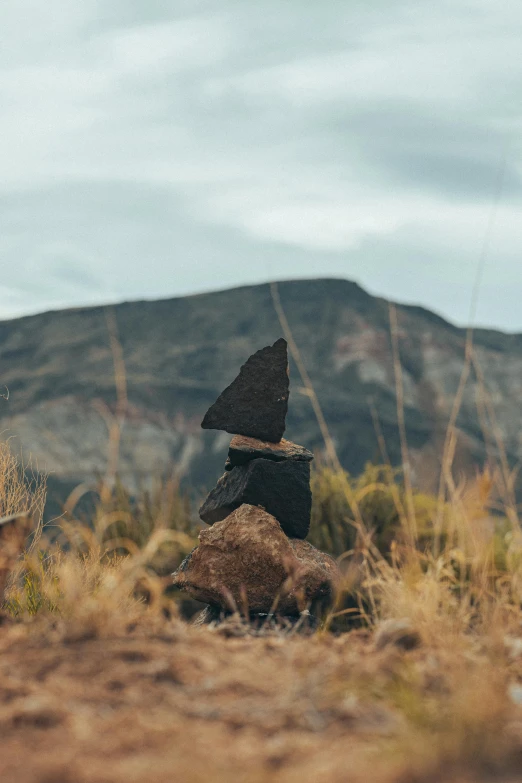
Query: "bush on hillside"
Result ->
[[309, 462, 447, 559]]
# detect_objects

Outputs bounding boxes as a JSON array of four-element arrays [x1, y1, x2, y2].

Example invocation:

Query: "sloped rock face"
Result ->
[[172, 505, 340, 615]]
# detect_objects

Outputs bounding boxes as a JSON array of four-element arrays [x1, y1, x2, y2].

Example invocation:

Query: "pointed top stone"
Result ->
[[201, 338, 289, 443]]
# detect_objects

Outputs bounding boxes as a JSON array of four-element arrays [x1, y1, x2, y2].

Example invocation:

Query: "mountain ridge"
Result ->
[[1, 277, 520, 510], [4, 276, 522, 347]]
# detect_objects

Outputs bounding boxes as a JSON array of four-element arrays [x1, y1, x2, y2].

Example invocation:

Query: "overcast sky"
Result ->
[[1, 0, 522, 329]]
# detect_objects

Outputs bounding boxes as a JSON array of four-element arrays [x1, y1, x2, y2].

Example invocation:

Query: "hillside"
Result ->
[[1, 278, 520, 511]]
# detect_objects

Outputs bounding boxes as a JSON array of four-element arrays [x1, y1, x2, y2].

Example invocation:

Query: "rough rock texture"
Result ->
[[172, 505, 340, 614], [199, 459, 312, 539], [225, 435, 314, 471], [201, 338, 289, 443]]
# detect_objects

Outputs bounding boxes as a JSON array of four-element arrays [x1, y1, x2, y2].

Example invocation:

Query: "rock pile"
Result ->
[[173, 339, 340, 620]]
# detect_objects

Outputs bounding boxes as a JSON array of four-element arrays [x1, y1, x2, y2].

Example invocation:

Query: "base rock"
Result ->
[[199, 458, 311, 539], [173, 504, 340, 615]]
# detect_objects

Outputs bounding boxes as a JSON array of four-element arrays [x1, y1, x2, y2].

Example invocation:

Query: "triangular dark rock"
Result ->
[[201, 338, 289, 443]]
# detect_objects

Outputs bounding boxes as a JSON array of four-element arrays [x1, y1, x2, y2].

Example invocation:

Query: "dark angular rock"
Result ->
[[199, 458, 311, 539], [225, 435, 314, 471], [201, 338, 289, 443], [173, 504, 340, 614]]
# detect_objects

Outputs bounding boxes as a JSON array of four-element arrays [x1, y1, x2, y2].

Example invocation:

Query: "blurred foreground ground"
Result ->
[[1, 615, 522, 783]]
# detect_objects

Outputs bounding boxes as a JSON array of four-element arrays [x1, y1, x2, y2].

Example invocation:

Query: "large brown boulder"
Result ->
[[173, 504, 340, 615]]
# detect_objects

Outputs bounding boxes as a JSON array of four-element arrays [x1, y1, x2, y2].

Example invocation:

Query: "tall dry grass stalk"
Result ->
[[271, 282, 382, 564], [389, 303, 417, 546], [91, 307, 129, 506]]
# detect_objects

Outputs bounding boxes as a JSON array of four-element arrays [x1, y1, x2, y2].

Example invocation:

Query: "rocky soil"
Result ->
[[1, 616, 522, 783]]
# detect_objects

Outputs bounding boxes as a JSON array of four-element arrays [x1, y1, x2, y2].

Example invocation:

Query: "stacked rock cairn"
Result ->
[[173, 338, 340, 624]]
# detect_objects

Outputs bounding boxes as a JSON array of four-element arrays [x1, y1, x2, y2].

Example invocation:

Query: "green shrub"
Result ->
[[309, 462, 445, 560]]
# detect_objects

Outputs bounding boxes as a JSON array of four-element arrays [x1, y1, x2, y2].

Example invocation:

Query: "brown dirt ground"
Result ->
[[1, 616, 522, 783]]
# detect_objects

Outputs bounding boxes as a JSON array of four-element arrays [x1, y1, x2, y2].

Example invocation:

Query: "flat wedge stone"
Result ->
[[199, 458, 311, 539], [225, 435, 313, 471], [201, 338, 289, 443]]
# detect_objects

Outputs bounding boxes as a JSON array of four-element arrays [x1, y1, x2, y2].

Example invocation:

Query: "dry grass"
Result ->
[[0, 439, 46, 524], [0, 441, 46, 599]]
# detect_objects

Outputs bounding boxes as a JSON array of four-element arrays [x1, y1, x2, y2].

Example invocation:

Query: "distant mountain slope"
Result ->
[[1, 278, 521, 506]]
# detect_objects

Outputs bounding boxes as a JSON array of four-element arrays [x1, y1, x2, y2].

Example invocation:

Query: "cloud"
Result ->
[[1, 0, 522, 329], [106, 18, 230, 73]]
